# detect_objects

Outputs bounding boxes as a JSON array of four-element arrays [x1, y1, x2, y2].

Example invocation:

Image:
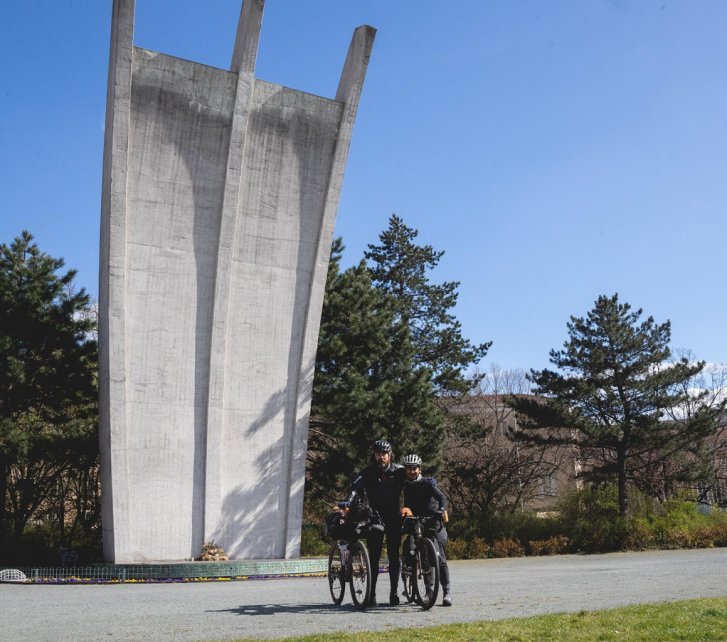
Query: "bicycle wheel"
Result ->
[[400, 538, 416, 603], [348, 540, 371, 609], [401, 567, 416, 603], [327, 543, 346, 605], [413, 538, 439, 610]]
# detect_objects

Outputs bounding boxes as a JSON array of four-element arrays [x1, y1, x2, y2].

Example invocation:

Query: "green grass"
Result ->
[[237, 598, 727, 641]]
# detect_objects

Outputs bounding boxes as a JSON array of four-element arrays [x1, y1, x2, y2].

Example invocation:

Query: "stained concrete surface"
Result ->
[[99, 0, 375, 563]]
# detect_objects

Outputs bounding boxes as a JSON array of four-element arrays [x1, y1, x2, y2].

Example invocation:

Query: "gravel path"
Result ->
[[1, 548, 725, 641]]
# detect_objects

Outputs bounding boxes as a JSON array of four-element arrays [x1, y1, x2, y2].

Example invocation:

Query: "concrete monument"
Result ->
[[99, 0, 374, 562]]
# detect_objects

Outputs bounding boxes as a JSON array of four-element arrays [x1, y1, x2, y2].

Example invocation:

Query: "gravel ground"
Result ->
[[1, 548, 725, 641]]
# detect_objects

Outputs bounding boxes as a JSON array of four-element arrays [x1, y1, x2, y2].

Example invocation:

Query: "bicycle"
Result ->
[[324, 502, 384, 610], [400, 513, 441, 610]]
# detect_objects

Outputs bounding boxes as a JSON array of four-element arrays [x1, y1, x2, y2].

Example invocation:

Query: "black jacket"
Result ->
[[402, 476, 447, 518], [348, 462, 405, 519]]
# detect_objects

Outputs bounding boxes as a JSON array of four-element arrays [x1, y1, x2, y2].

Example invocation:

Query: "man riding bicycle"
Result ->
[[401, 453, 452, 606], [345, 439, 406, 606]]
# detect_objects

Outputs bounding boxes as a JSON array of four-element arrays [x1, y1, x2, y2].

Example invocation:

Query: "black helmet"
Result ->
[[372, 439, 392, 453], [403, 453, 422, 467]]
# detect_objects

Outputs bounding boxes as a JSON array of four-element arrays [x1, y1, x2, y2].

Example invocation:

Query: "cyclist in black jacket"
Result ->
[[346, 439, 406, 605], [401, 453, 452, 606]]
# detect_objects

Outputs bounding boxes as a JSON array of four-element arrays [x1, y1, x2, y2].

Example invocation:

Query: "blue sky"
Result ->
[[1, 1, 725, 372]]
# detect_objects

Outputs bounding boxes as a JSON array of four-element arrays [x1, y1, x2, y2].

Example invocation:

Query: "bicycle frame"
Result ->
[[400, 514, 441, 610], [326, 505, 383, 609]]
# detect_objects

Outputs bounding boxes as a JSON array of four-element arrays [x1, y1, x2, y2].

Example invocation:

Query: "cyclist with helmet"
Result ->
[[345, 439, 406, 606], [401, 453, 452, 606]]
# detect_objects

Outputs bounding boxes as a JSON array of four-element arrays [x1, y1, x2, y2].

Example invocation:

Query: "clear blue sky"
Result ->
[[1, 1, 725, 372]]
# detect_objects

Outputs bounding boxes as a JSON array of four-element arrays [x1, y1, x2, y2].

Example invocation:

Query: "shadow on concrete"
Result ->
[[208, 602, 358, 616], [207, 439, 286, 557], [245, 386, 287, 436]]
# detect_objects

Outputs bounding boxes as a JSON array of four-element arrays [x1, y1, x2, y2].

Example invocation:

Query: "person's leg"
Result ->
[[366, 529, 384, 604], [385, 523, 401, 604], [434, 532, 451, 606]]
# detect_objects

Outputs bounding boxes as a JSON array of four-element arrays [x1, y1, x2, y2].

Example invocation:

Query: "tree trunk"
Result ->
[[617, 448, 628, 518], [0, 454, 7, 544]]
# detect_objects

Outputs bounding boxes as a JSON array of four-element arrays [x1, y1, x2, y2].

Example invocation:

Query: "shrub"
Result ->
[[556, 485, 629, 553], [491, 538, 524, 558], [689, 526, 717, 549], [444, 485, 726, 558], [446, 517, 477, 542], [1, 519, 104, 566], [499, 511, 563, 544], [708, 514, 727, 546], [528, 535, 571, 556], [446, 538, 468, 560], [468, 536, 491, 559], [626, 519, 656, 550], [629, 499, 727, 550], [299, 522, 329, 556], [7, 524, 57, 565]]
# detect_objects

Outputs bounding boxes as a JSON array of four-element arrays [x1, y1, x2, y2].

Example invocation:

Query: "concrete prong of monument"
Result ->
[[99, 0, 375, 563]]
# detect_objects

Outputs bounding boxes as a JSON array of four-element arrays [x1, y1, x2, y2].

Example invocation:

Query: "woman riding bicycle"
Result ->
[[401, 453, 452, 606]]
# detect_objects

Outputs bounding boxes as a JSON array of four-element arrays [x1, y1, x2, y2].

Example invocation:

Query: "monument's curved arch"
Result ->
[[99, 0, 374, 562]]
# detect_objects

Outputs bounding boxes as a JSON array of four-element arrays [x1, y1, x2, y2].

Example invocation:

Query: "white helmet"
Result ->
[[403, 453, 422, 467]]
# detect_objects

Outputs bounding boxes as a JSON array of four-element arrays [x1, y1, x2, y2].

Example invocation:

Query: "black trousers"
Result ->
[[432, 529, 450, 588], [366, 520, 401, 596]]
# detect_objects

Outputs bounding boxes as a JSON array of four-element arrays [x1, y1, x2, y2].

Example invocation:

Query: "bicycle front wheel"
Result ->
[[401, 537, 416, 603], [413, 538, 439, 610], [401, 567, 416, 603], [327, 543, 346, 605], [348, 540, 371, 609]]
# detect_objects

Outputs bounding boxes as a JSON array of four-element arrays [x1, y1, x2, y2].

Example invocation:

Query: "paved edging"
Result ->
[[1, 558, 331, 583]]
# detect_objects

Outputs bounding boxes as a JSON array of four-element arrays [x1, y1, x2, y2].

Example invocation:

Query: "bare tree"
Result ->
[[440, 365, 570, 529], [648, 353, 727, 505]]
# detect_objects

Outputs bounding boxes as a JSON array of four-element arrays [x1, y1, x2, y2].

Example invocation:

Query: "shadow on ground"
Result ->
[[210, 601, 434, 616], [209, 602, 354, 616]]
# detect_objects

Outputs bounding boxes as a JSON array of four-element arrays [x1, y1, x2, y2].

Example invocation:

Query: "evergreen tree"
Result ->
[[509, 294, 725, 518], [309, 239, 443, 502], [364, 215, 490, 394], [0, 231, 97, 545]]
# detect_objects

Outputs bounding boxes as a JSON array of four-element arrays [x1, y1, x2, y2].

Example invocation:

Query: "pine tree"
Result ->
[[0, 231, 97, 544], [364, 214, 490, 394], [509, 294, 725, 518], [309, 239, 443, 502]]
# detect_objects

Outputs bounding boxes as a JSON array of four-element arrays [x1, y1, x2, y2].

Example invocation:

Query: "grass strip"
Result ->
[[239, 598, 727, 642]]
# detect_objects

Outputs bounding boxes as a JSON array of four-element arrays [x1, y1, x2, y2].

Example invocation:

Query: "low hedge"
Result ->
[[302, 488, 727, 559]]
